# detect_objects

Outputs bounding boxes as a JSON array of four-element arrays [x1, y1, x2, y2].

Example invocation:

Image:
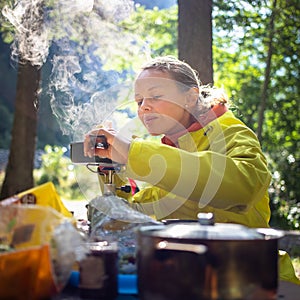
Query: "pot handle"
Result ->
[[156, 240, 207, 255]]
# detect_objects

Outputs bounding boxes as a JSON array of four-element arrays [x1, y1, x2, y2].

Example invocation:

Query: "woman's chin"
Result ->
[[145, 125, 163, 136], [149, 132, 161, 136], [146, 128, 162, 136]]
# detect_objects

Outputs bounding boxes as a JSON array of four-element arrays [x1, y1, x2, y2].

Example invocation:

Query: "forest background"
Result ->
[[0, 0, 299, 230]]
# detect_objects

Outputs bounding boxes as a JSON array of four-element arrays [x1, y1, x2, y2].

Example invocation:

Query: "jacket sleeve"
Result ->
[[125, 125, 271, 211]]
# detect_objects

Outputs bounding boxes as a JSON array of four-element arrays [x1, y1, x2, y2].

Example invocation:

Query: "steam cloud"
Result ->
[[2, 0, 150, 139]]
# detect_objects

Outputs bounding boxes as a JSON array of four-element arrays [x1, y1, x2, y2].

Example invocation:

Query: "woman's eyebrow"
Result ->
[[148, 85, 163, 91], [135, 85, 163, 97]]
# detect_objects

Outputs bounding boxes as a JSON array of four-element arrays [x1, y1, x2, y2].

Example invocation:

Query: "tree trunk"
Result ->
[[257, 0, 277, 142], [178, 0, 213, 85], [0, 62, 40, 199]]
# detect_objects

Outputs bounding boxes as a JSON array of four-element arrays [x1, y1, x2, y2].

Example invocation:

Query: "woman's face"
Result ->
[[134, 69, 192, 136]]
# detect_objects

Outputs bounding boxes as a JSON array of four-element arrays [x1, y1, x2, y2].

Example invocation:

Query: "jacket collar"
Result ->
[[162, 104, 228, 147]]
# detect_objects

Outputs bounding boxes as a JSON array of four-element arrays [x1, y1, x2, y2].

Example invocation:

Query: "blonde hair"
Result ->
[[139, 56, 230, 115]]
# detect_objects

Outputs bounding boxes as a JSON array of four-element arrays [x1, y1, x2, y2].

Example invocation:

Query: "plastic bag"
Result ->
[[0, 205, 86, 300], [88, 194, 158, 274]]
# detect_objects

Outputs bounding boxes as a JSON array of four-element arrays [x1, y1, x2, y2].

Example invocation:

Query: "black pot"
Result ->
[[136, 213, 284, 300]]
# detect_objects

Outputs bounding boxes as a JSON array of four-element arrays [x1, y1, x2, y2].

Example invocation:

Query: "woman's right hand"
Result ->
[[83, 127, 131, 164]]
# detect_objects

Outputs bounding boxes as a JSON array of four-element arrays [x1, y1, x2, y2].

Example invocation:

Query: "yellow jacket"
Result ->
[[115, 110, 299, 284], [125, 111, 270, 226]]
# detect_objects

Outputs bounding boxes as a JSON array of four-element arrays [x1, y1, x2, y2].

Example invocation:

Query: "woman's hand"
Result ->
[[83, 127, 131, 164]]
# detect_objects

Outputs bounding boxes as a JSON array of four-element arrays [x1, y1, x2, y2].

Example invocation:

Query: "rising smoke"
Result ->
[[2, 0, 150, 139]]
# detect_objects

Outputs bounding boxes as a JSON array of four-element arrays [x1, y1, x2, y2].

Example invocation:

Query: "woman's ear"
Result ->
[[186, 87, 199, 106]]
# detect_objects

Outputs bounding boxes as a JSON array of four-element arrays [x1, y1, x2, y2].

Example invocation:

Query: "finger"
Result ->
[[83, 134, 95, 157], [88, 128, 105, 137]]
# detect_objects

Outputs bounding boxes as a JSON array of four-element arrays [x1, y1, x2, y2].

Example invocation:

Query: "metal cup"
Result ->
[[79, 241, 118, 299]]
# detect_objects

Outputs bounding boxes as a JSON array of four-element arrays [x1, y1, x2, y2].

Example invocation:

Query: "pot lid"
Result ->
[[150, 223, 264, 240], [140, 213, 273, 240]]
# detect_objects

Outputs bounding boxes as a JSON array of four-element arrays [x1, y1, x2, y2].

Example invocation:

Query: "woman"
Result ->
[[84, 56, 299, 283], [84, 55, 270, 227]]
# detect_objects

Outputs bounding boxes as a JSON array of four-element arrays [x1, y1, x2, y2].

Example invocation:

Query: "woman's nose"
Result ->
[[140, 98, 152, 111]]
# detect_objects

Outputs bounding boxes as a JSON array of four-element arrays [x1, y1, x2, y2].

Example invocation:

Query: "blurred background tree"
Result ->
[[0, 0, 45, 198]]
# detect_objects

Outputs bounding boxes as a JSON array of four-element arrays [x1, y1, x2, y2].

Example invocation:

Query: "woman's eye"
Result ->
[[153, 95, 162, 99], [135, 95, 163, 106], [136, 99, 143, 106]]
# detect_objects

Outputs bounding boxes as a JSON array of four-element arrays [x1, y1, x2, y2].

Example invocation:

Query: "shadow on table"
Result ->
[[52, 284, 139, 300]]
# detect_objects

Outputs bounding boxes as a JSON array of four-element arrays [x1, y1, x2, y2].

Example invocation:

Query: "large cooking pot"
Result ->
[[136, 213, 284, 300]]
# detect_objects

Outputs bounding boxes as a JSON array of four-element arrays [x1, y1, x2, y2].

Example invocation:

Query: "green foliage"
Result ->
[[213, 0, 300, 229], [268, 150, 300, 229], [0, 0, 16, 44], [117, 5, 178, 72], [34, 145, 84, 200]]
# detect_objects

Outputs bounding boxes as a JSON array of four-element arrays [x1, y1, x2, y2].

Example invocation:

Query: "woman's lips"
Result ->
[[143, 115, 158, 126]]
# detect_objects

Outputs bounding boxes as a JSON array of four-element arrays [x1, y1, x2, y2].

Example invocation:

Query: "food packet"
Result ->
[[17, 182, 73, 218], [88, 194, 158, 274], [0, 205, 86, 300]]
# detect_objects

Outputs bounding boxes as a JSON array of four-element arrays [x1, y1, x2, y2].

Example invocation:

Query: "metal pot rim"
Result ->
[[138, 222, 284, 241]]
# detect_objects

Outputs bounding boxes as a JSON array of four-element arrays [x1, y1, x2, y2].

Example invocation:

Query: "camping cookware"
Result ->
[[137, 213, 283, 300]]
